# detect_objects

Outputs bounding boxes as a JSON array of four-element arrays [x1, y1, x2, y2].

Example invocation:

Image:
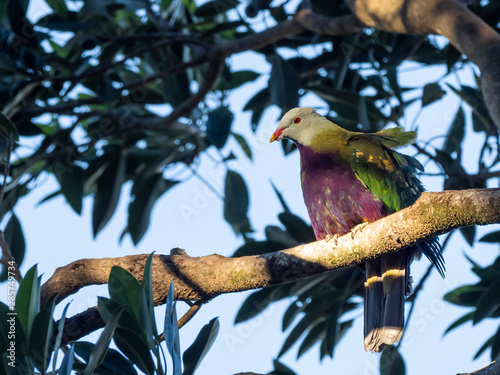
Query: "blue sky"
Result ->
[[3, 1, 499, 374]]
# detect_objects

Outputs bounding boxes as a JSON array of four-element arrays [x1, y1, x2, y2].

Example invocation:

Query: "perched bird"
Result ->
[[270, 107, 444, 352]]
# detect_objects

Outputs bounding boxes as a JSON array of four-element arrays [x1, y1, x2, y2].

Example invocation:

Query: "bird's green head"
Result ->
[[270, 107, 346, 149], [271, 107, 348, 149], [270, 107, 319, 144]]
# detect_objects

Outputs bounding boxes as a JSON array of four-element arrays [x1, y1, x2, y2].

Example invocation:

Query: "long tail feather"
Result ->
[[364, 260, 386, 352], [364, 251, 409, 352], [380, 254, 406, 346]]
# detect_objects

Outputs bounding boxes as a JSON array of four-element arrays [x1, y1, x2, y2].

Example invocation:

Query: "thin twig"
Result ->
[[178, 301, 203, 329], [158, 301, 204, 342], [189, 166, 224, 200], [160, 52, 224, 128], [21, 55, 209, 118], [41, 37, 209, 84], [121, 54, 208, 92]]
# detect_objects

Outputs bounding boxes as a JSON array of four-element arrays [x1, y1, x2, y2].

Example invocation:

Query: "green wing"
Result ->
[[347, 127, 424, 212], [348, 127, 446, 277]]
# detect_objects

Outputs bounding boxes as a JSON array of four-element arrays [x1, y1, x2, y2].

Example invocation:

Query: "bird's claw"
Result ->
[[351, 222, 369, 240], [325, 234, 339, 247]]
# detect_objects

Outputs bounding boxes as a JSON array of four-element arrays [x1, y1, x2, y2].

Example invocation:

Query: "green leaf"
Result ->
[[182, 317, 219, 375], [52, 302, 71, 374], [272, 183, 290, 213], [444, 311, 474, 335], [243, 88, 270, 132], [160, 0, 172, 9], [265, 225, 297, 247], [474, 336, 494, 360], [443, 285, 484, 307], [0, 111, 19, 141], [358, 96, 371, 130], [446, 84, 490, 131], [165, 282, 181, 375], [7, 0, 36, 48], [0, 214, 25, 282], [113, 327, 155, 374], [231, 132, 252, 160], [460, 226, 476, 247], [15, 265, 40, 339], [479, 230, 500, 243], [92, 150, 126, 237], [282, 301, 301, 331], [297, 320, 325, 358], [473, 280, 500, 324], [223, 170, 249, 231], [272, 359, 298, 375], [74, 342, 138, 375], [491, 323, 500, 361], [245, 0, 271, 17], [98, 348, 138, 375], [82, 306, 124, 375], [278, 302, 331, 358], [37, 190, 61, 207], [217, 70, 260, 91], [128, 174, 177, 245], [73, 341, 93, 363], [445, 44, 462, 72], [98, 297, 142, 335], [139, 253, 158, 349], [325, 306, 340, 357], [0, 183, 28, 222], [52, 162, 84, 215], [194, 0, 239, 17], [421, 83, 446, 107], [472, 111, 490, 133], [380, 346, 406, 375], [443, 106, 465, 156], [278, 212, 315, 244], [108, 266, 142, 321], [45, 0, 67, 17], [235, 287, 276, 324], [307, 85, 387, 126], [205, 107, 234, 149], [59, 345, 75, 375], [30, 294, 57, 373], [278, 315, 313, 358], [268, 55, 299, 110]]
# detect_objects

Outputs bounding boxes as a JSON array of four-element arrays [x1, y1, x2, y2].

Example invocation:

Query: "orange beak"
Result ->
[[270, 128, 284, 142]]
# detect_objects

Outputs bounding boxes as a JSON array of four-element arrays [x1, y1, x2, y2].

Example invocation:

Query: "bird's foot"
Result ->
[[325, 234, 339, 247], [351, 222, 369, 240]]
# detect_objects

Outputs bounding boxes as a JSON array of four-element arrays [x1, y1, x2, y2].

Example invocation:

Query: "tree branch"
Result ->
[[157, 10, 363, 128], [458, 361, 500, 375], [41, 188, 500, 344], [345, 0, 500, 129]]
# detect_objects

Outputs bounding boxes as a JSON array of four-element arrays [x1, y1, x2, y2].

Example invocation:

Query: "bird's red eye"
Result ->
[[293, 117, 301, 124]]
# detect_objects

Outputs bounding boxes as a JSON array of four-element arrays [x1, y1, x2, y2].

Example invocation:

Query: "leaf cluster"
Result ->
[[0, 255, 219, 374], [444, 252, 500, 362]]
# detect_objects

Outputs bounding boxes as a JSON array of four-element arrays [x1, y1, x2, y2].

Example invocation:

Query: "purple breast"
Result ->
[[297, 144, 388, 240]]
